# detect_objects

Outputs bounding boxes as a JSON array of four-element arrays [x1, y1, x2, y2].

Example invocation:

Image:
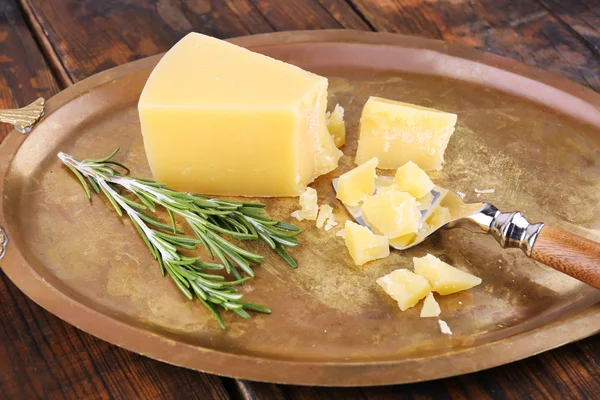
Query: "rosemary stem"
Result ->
[[58, 150, 287, 328]]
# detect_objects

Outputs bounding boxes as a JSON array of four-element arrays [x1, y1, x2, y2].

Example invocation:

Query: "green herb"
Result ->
[[58, 148, 300, 328]]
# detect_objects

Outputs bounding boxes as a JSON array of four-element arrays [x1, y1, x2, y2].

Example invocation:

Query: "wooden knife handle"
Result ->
[[531, 225, 600, 289]]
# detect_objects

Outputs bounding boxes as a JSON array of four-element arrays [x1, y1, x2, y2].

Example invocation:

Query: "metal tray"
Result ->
[[1, 30, 599, 386]]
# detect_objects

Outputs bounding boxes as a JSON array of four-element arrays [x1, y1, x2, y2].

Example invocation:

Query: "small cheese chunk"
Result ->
[[291, 187, 318, 221], [389, 233, 416, 248], [428, 206, 452, 229], [390, 219, 432, 248], [324, 215, 338, 231], [362, 188, 421, 238], [344, 221, 389, 266], [420, 293, 441, 318], [316, 204, 333, 228], [336, 157, 378, 206], [394, 161, 434, 198], [413, 254, 482, 295], [376, 269, 431, 311], [355, 97, 457, 170], [438, 319, 453, 335], [326, 104, 346, 147], [138, 32, 342, 197]]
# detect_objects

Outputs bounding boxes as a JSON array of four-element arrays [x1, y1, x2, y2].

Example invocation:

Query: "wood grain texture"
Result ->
[[0, 273, 231, 400], [0, 0, 56, 139], [348, 0, 600, 91], [231, 334, 600, 400], [0, 2, 230, 399], [19, 0, 370, 83], [536, 0, 600, 55], [532, 225, 600, 289], [17, 0, 73, 86], [6, 0, 600, 398]]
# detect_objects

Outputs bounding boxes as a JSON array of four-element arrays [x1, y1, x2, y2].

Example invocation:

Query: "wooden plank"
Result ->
[[250, 0, 370, 31], [18, 0, 73, 86], [14, 0, 600, 399], [348, 0, 600, 91], [0, 269, 231, 399], [536, 0, 600, 54], [0, 2, 231, 399], [20, 0, 370, 83], [232, 334, 600, 399], [0, 0, 57, 139]]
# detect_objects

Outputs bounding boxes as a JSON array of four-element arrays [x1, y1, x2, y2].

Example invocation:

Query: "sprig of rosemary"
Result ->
[[58, 148, 301, 328]]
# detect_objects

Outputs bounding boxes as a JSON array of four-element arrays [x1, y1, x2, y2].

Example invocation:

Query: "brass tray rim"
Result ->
[[1, 29, 599, 386]]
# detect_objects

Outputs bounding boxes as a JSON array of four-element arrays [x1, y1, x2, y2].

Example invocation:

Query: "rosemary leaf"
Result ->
[[87, 176, 101, 194], [83, 147, 120, 163], [233, 309, 251, 319], [240, 302, 272, 314], [166, 208, 177, 233], [136, 192, 156, 212], [115, 193, 147, 211], [66, 164, 91, 200], [199, 298, 225, 329], [274, 221, 301, 231], [257, 230, 276, 250], [103, 160, 130, 173], [194, 261, 224, 271], [275, 244, 298, 269], [98, 184, 122, 216], [138, 212, 185, 234]]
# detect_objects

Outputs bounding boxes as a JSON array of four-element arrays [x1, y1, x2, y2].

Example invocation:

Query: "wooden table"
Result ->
[[1, 0, 599, 398]]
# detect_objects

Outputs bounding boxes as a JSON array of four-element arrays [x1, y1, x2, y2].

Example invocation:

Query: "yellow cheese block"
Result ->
[[316, 204, 333, 228], [355, 97, 457, 171], [420, 293, 441, 318], [326, 104, 346, 147], [291, 187, 319, 221], [362, 187, 421, 238], [344, 221, 389, 266], [413, 254, 482, 295], [394, 161, 434, 198], [138, 33, 342, 197], [336, 157, 378, 206], [427, 206, 452, 229], [376, 269, 431, 311]]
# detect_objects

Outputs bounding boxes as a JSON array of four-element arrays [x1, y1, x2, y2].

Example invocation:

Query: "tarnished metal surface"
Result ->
[[0, 31, 599, 386], [0, 97, 45, 133]]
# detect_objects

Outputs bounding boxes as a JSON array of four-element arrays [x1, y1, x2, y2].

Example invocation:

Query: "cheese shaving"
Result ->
[[438, 319, 453, 335]]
